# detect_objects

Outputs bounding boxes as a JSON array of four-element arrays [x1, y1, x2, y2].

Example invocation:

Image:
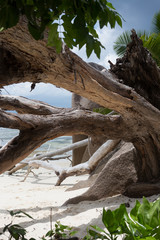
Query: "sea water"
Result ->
[[0, 127, 72, 158]]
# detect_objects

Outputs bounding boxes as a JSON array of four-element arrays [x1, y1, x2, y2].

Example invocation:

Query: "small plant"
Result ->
[[42, 221, 77, 240], [0, 210, 77, 240], [84, 197, 160, 240], [0, 210, 35, 240]]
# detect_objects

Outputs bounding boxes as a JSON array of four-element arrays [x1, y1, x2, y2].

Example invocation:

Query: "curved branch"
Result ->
[[0, 95, 65, 114], [0, 109, 125, 173], [0, 108, 124, 134], [0, 19, 160, 132], [0, 18, 137, 112], [0, 109, 34, 129]]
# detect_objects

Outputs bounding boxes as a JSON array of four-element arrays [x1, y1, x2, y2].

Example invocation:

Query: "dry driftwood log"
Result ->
[[28, 139, 120, 186], [0, 17, 160, 200], [9, 138, 88, 176]]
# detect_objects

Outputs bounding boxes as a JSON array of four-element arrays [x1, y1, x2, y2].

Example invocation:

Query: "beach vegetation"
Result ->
[[1, 197, 160, 239], [84, 197, 160, 240], [113, 10, 160, 66], [0, 210, 77, 240]]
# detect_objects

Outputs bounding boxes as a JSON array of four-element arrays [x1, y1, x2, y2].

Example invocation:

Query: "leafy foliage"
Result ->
[[42, 221, 77, 240], [84, 197, 160, 240], [0, 210, 34, 240], [0, 0, 122, 58], [93, 107, 112, 115], [151, 11, 160, 34]]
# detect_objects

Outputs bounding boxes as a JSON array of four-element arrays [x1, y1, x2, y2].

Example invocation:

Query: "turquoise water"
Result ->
[[0, 127, 72, 157]]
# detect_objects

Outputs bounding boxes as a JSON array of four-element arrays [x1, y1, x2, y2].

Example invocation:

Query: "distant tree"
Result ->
[[113, 10, 160, 66]]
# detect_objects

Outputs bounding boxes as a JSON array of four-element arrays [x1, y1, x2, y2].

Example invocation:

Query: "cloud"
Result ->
[[2, 83, 72, 107], [72, 25, 122, 70]]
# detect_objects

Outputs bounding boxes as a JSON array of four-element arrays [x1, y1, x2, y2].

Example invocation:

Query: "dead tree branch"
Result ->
[[28, 139, 120, 185]]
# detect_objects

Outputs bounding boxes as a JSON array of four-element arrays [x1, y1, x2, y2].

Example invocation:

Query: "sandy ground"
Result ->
[[0, 161, 159, 239]]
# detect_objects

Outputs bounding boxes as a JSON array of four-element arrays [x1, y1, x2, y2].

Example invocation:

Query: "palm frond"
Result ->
[[151, 11, 160, 34], [143, 33, 160, 66], [113, 30, 147, 57], [113, 30, 131, 57]]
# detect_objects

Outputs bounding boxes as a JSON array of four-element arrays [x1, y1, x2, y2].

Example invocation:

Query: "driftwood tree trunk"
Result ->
[[0, 18, 160, 199]]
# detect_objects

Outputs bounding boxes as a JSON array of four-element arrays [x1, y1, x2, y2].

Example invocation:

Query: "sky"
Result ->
[[2, 0, 160, 108]]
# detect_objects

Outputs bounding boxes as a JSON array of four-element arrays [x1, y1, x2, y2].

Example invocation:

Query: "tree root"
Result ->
[[124, 182, 160, 198]]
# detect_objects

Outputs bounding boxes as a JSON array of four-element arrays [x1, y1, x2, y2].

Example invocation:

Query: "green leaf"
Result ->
[[45, 230, 54, 237], [3, 222, 12, 233], [28, 22, 43, 40], [151, 11, 160, 34], [0, 6, 19, 29], [6, 6, 20, 28], [93, 41, 101, 59], [130, 200, 141, 220], [9, 210, 34, 219], [88, 229, 107, 239], [27, 0, 34, 5], [108, 11, 116, 28], [86, 35, 94, 57], [106, 2, 115, 10], [48, 23, 62, 53], [93, 108, 112, 115], [102, 208, 115, 230], [69, 230, 78, 236], [138, 197, 160, 228], [8, 224, 27, 237], [114, 204, 129, 223], [115, 15, 122, 27], [113, 30, 132, 57], [90, 225, 107, 234]]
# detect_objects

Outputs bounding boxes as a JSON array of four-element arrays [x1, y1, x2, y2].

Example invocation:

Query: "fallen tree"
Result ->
[[0, 18, 160, 201]]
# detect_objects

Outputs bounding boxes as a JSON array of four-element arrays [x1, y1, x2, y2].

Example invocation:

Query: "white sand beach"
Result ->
[[0, 163, 159, 239]]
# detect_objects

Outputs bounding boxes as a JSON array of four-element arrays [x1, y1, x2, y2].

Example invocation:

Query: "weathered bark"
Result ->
[[0, 102, 123, 173], [72, 92, 102, 166], [23, 138, 88, 163], [109, 30, 160, 110], [0, 18, 160, 199], [72, 135, 87, 166]]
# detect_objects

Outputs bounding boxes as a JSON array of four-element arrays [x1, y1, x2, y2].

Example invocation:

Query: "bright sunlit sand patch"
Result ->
[[0, 168, 159, 239]]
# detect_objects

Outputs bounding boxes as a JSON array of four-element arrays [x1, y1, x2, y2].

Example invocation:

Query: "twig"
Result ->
[[21, 166, 38, 182], [50, 208, 53, 240]]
